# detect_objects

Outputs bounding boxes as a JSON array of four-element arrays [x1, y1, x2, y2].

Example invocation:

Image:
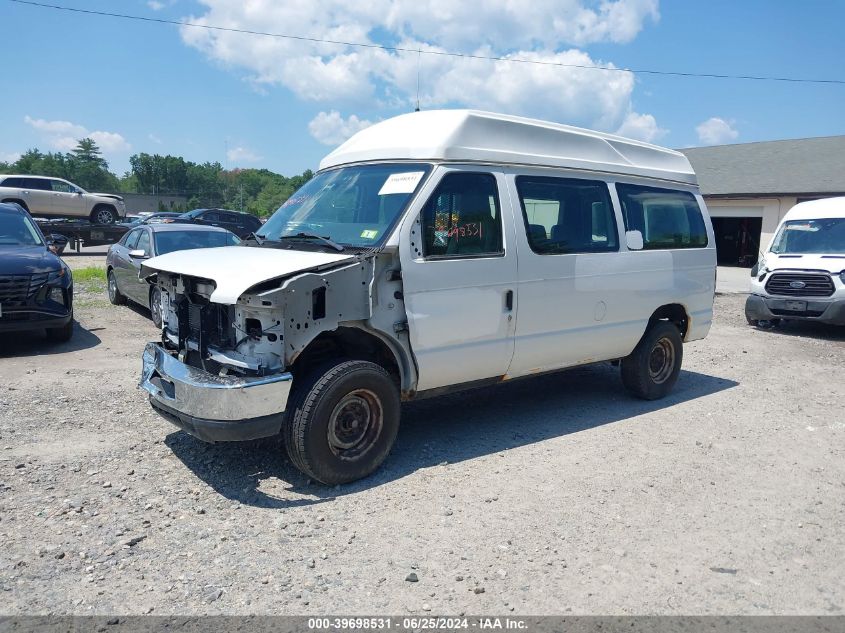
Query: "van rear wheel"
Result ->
[[621, 321, 683, 400], [284, 359, 400, 485]]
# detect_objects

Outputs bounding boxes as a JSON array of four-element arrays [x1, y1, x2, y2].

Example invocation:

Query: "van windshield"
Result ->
[[770, 218, 845, 254], [258, 164, 430, 248]]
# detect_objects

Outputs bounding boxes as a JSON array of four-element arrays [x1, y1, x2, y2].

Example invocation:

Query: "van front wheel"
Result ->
[[284, 360, 400, 485], [621, 321, 683, 400]]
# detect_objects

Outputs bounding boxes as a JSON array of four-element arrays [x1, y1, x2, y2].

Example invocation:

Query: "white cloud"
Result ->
[[308, 111, 375, 146], [148, 133, 163, 145], [696, 117, 738, 145], [89, 131, 132, 153], [147, 0, 165, 10], [1, 151, 21, 163], [179, 1, 662, 134], [24, 115, 131, 154], [227, 146, 262, 163], [24, 115, 86, 138], [615, 111, 667, 142]]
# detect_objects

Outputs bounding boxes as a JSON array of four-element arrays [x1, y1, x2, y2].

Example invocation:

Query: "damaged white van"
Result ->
[[746, 197, 845, 327], [140, 110, 716, 484]]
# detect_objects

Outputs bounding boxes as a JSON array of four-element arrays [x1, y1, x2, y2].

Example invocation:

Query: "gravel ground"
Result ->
[[1, 282, 843, 615]]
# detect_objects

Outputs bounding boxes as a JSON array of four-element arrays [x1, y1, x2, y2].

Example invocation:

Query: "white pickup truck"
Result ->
[[140, 109, 716, 484]]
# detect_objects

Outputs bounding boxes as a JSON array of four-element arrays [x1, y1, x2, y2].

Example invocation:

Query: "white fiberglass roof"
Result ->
[[783, 196, 845, 221], [319, 109, 697, 186]]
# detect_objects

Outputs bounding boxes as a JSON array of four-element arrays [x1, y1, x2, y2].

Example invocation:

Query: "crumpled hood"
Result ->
[[141, 245, 353, 304], [91, 193, 124, 201], [762, 253, 845, 274]]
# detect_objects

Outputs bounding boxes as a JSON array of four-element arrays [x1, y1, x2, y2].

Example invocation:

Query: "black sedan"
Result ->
[[105, 223, 239, 327], [0, 202, 73, 342], [175, 208, 262, 238]]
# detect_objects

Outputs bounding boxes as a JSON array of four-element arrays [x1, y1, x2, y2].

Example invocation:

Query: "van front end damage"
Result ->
[[138, 251, 398, 442], [140, 342, 293, 442]]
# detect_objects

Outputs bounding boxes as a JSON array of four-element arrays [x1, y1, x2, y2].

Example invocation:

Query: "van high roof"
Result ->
[[320, 109, 697, 186], [782, 196, 845, 221]]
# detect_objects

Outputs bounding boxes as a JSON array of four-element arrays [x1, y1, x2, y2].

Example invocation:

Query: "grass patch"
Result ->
[[73, 266, 107, 293]]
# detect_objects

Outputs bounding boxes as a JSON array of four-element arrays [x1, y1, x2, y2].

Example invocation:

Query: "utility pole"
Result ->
[[239, 183, 244, 212]]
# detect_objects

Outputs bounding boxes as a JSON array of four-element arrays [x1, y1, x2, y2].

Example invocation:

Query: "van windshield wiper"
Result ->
[[242, 232, 265, 245], [278, 232, 345, 252]]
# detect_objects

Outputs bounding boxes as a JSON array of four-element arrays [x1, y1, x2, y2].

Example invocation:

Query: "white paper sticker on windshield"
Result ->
[[378, 172, 425, 196]]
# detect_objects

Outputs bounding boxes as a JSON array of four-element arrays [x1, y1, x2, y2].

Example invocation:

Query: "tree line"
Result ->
[[0, 138, 313, 217]]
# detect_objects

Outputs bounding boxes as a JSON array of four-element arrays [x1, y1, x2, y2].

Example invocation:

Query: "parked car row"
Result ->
[[6, 110, 841, 488]]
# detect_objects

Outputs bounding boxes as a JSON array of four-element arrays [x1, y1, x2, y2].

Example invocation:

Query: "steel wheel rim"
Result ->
[[108, 272, 117, 301], [327, 389, 383, 461], [648, 337, 675, 384]]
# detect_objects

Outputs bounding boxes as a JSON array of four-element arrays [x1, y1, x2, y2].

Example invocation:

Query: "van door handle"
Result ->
[[505, 290, 513, 311]]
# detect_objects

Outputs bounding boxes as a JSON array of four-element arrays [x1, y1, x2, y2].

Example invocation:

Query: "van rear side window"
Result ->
[[516, 176, 618, 254], [616, 184, 708, 249]]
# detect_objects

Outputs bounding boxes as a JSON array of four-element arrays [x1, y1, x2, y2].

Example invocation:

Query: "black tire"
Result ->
[[621, 321, 683, 400], [46, 315, 74, 343], [90, 205, 118, 224], [284, 359, 400, 485], [149, 286, 163, 329], [107, 269, 125, 305]]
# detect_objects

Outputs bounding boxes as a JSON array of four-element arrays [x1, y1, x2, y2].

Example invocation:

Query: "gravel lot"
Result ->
[[1, 263, 844, 615]]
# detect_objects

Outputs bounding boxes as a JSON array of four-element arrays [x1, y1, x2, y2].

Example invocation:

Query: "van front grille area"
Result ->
[[765, 272, 835, 297]]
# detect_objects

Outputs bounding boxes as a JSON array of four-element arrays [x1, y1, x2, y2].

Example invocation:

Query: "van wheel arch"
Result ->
[[290, 327, 404, 391], [647, 303, 689, 340]]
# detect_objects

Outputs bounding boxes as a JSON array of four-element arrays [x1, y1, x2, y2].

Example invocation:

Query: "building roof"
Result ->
[[320, 109, 697, 185], [680, 136, 845, 197]]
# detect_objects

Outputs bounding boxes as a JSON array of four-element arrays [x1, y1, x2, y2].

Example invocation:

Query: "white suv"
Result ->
[[0, 175, 126, 224]]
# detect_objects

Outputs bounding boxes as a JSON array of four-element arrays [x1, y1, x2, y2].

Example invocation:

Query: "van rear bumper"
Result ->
[[745, 294, 845, 326]]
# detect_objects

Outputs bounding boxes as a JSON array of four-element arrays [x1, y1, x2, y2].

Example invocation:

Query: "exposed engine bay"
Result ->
[[150, 251, 412, 385]]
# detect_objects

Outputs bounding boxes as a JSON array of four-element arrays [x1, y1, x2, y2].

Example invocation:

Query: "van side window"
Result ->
[[421, 172, 503, 258], [516, 176, 617, 254], [616, 184, 708, 249]]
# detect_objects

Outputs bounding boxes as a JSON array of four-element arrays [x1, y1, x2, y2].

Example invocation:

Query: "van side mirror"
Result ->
[[625, 230, 644, 251]]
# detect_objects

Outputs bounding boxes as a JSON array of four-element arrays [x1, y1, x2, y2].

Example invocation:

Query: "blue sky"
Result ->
[[1, 0, 843, 176]]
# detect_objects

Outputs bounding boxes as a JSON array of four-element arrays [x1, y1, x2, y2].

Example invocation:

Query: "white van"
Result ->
[[746, 197, 845, 327], [139, 110, 716, 484]]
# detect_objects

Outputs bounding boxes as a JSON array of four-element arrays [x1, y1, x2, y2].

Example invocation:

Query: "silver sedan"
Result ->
[[106, 223, 239, 327]]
